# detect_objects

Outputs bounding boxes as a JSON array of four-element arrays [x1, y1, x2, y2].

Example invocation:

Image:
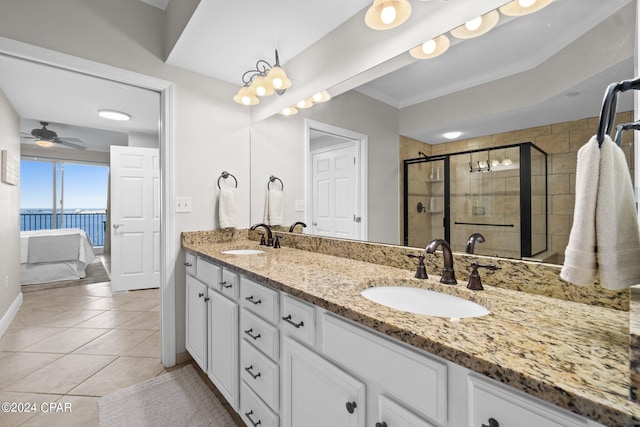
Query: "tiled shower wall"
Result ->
[[399, 111, 635, 264]]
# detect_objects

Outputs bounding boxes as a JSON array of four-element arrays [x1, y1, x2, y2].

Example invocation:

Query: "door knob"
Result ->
[[113, 223, 124, 229]]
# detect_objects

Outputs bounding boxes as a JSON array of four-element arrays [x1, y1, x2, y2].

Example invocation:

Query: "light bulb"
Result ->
[[297, 100, 306, 108], [313, 93, 323, 102], [518, 0, 536, 7], [242, 96, 251, 105], [421, 39, 437, 55], [272, 77, 283, 89], [465, 16, 482, 31], [380, 5, 397, 25], [283, 108, 292, 115], [255, 85, 266, 97]]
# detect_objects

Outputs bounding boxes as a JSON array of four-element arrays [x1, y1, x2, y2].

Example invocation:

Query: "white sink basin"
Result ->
[[360, 286, 490, 318], [221, 249, 265, 255]]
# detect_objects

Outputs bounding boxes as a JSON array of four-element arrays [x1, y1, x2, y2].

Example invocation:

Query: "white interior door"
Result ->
[[311, 142, 359, 239], [110, 146, 160, 292]]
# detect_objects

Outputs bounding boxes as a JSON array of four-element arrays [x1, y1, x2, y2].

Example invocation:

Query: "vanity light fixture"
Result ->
[[312, 90, 331, 103], [98, 110, 131, 121], [450, 10, 499, 39], [279, 106, 298, 116], [296, 98, 314, 109], [499, 0, 553, 16], [365, 0, 412, 30], [410, 34, 450, 59], [234, 50, 291, 106], [443, 131, 462, 139]]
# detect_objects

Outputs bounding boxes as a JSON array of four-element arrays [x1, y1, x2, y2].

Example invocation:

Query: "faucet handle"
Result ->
[[273, 235, 282, 249], [407, 254, 428, 279], [467, 261, 500, 291], [258, 233, 266, 246]]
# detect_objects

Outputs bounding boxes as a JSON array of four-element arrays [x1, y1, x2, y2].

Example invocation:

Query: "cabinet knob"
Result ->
[[375, 423, 388, 427], [244, 410, 261, 427], [482, 418, 499, 427], [198, 292, 204, 298], [204, 297, 210, 302], [345, 401, 357, 414]]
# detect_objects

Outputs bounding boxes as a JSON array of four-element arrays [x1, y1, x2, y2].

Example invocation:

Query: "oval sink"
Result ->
[[360, 286, 490, 318], [221, 249, 265, 255]]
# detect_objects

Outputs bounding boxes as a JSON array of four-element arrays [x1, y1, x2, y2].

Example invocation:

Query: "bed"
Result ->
[[20, 228, 96, 285]]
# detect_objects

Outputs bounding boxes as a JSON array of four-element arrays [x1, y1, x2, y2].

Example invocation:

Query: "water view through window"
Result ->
[[20, 159, 109, 246]]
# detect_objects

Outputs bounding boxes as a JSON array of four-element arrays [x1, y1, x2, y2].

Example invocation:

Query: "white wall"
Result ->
[[0, 0, 251, 353], [0, 87, 22, 329], [128, 131, 159, 148], [250, 90, 400, 244]]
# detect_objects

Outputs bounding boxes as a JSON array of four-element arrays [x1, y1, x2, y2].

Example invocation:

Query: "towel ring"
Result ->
[[218, 171, 238, 189], [268, 175, 283, 190]]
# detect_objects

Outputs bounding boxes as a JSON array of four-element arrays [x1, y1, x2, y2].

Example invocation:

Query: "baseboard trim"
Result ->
[[0, 292, 23, 338]]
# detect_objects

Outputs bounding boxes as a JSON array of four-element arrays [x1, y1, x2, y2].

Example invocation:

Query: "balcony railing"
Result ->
[[20, 213, 106, 247]]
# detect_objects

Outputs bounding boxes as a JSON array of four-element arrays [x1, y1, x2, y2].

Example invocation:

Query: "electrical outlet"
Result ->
[[295, 200, 305, 212], [176, 197, 192, 213]]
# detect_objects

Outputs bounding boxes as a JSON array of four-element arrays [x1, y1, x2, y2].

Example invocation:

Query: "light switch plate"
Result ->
[[295, 199, 305, 212], [176, 197, 192, 213]]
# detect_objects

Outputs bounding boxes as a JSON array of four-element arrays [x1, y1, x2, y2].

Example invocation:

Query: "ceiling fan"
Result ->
[[21, 122, 86, 150]]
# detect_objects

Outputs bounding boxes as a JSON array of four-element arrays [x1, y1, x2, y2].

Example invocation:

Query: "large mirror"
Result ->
[[249, 0, 636, 265]]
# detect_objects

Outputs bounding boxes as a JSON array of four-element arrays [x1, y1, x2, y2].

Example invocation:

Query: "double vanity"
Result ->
[[182, 229, 638, 426]]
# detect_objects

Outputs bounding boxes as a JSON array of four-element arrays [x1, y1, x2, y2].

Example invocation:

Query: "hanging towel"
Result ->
[[218, 187, 239, 229], [560, 136, 600, 286], [595, 136, 640, 290], [263, 189, 284, 226], [561, 135, 640, 290]]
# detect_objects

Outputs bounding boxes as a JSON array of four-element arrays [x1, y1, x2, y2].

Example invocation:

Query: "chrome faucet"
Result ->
[[426, 239, 457, 284], [250, 223, 273, 246], [465, 233, 485, 254], [288, 221, 307, 233]]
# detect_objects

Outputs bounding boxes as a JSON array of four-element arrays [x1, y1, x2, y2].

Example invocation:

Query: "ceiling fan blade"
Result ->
[[54, 138, 86, 150], [57, 136, 84, 143], [20, 132, 34, 138]]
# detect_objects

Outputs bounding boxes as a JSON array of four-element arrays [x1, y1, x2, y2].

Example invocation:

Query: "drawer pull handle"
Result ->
[[345, 401, 357, 414], [183, 262, 193, 267], [244, 328, 261, 340], [482, 418, 499, 427], [244, 365, 261, 379], [282, 314, 304, 328], [375, 423, 388, 427], [244, 410, 262, 426], [220, 281, 232, 289], [245, 296, 262, 305]]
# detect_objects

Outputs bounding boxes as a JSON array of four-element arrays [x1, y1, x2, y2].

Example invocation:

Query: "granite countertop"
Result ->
[[183, 237, 639, 426]]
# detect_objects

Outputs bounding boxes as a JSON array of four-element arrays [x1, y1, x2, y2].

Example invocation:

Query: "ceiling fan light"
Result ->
[[233, 86, 259, 106], [98, 110, 131, 121], [312, 90, 331, 103], [409, 34, 450, 59], [499, 0, 553, 16], [35, 139, 54, 148], [365, 0, 412, 30], [450, 10, 499, 39]]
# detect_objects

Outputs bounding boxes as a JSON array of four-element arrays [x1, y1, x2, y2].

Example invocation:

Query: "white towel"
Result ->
[[218, 188, 239, 229], [595, 136, 640, 290], [561, 135, 640, 290], [263, 189, 284, 226]]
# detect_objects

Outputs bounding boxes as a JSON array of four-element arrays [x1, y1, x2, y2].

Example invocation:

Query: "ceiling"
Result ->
[[0, 0, 635, 152]]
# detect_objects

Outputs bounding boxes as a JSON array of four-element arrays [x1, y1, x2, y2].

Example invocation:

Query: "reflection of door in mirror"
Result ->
[[307, 122, 367, 240]]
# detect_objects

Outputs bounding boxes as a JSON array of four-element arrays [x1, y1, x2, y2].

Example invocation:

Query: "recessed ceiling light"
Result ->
[[443, 131, 462, 139], [98, 110, 131, 121]]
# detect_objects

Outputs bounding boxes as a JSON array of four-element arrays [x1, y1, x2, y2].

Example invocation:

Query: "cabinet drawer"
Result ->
[[378, 395, 434, 427], [281, 294, 315, 346], [241, 340, 279, 412], [241, 308, 279, 361], [240, 278, 279, 324], [322, 313, 447, 426], [241, 382, 279, 427], [184, 252, 196, 276], [468, 374, 589, 427], [219, 269, 239, 299], [195, 257, 221, 288]]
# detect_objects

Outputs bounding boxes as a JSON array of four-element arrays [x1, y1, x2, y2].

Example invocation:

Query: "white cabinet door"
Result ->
[[208, 289, 239, 410], [185, 275, 208, 371], [282, 337, 365, 427]]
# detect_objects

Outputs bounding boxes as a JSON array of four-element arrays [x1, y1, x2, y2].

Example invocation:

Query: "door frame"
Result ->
[[0, 36, 177, 367], [304, 119, 368, 241]]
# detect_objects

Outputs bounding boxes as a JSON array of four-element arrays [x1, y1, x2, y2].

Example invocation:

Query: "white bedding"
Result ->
[[20, 229, 96, 285]]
